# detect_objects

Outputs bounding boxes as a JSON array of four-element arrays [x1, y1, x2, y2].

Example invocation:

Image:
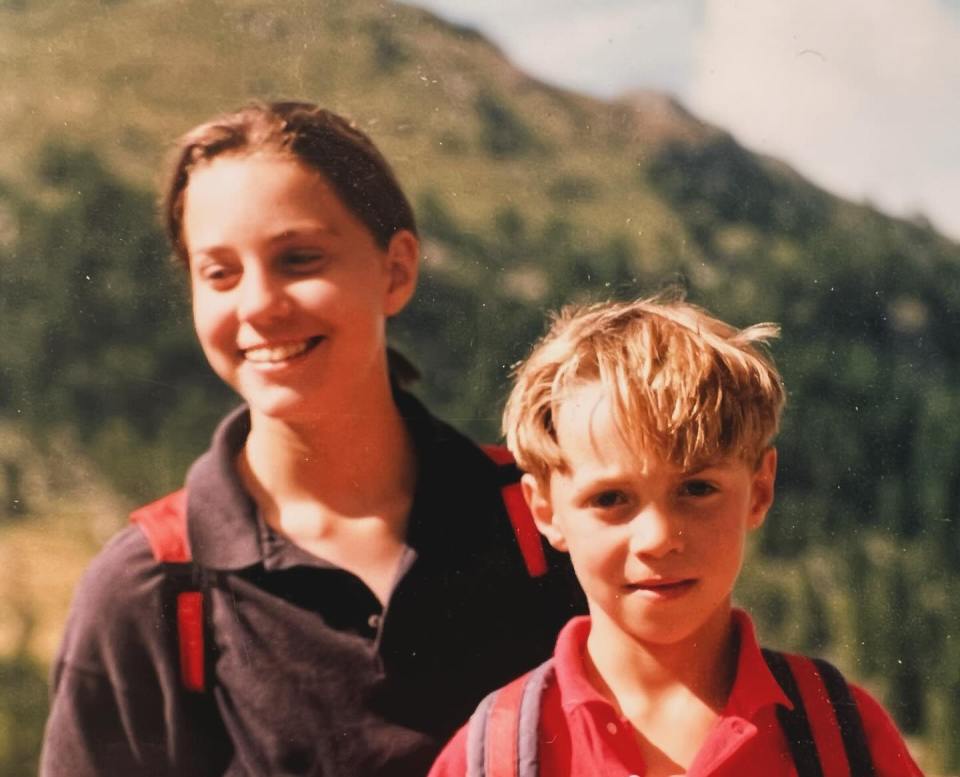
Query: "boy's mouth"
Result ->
[[626, 578, 697, 598], [241, 336, 324, 364]]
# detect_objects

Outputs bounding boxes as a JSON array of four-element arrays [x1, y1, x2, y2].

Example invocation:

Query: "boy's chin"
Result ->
[[590, 600, 736, 652]]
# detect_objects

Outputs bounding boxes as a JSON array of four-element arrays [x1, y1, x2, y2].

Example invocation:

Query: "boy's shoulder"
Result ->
[[430, 613, 923, 777]]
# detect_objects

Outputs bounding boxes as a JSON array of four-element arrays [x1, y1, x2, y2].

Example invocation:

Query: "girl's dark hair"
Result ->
[[162, 101, 418, 264]]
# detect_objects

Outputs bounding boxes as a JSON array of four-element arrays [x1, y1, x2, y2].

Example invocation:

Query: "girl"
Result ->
[[41, 102, 581, 777]]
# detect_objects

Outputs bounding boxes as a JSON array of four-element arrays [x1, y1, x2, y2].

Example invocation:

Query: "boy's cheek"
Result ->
[[541, 525, 570, 553]]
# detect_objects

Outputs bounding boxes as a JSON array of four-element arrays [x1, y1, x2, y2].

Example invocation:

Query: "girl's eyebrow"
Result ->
[[267, 224, 340, 245]]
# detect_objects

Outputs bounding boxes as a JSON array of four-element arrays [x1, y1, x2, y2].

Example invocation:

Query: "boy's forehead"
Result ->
[[552, 380, 748, 477], [553, 382, 658, 473], [553, 381, 614, 437]]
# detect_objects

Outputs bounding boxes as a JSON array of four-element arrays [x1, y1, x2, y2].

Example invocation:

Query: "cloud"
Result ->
[[407, 0, 701, 97], [689, 0, 960, 239]]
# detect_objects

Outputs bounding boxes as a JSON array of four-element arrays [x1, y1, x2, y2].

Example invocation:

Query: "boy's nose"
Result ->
[[628, 506, 684, 559]]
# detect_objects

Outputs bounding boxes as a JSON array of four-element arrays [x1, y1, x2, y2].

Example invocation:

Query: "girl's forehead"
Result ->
[[181, 156, 356, 254], [184, 155, 337, 212], [187, 152, 323, 185]]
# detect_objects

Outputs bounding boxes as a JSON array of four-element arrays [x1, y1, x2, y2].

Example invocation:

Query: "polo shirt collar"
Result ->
[[552, 616, 606, 711], [185, 405, 262, 570], [724, 609, 793, 717], [551, 609, 791, 716], [183, 391, 482, 570]]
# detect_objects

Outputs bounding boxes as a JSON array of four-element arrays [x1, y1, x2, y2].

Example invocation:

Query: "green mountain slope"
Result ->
[[1, 0, 958, 773]]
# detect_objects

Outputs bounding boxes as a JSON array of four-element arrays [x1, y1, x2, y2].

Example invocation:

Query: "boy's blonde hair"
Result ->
[[503, 296, 785, 484]]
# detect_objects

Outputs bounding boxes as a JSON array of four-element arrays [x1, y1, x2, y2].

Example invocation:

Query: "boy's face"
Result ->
[[522, 381, 776, 651]]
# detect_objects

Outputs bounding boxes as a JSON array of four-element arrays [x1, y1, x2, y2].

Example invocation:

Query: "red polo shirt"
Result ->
[[429, 610, 924, 777]]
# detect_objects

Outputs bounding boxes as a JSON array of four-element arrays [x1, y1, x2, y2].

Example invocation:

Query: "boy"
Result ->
[[429, 297, 923, 777]]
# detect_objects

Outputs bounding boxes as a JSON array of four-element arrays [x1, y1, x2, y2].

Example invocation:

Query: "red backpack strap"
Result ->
[[466, 659, 555, 777], [130, 489, 190, 562], [763, 649, 876, 777], [481, 445, 547, 578], [130, 489, 206, 693]]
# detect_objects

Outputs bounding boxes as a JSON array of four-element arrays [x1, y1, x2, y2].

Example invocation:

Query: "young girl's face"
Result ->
[[182, 154, 418, 421]]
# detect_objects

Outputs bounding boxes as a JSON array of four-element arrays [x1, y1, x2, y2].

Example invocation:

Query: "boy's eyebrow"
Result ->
[[680, 458, 741, 476], [565, 470, 631, 496]]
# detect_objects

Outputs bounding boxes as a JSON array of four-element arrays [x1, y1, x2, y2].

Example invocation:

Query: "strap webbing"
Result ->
[[515, 661, 554, 777], [786, 653, 851, 777], [131, 489, 207, 692], [812, 659, 877, 777], [467, 659, 555, 777], [763, 648, 825, 777], [130, 489, 190, 562], [481, 445, 547, 578], [485, 672, 526, 777], [176, 591, 206, 692]]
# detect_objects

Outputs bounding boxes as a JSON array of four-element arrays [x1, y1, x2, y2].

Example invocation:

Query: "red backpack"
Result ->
[[130, 444, 545, 693], [467, 648, 877, 777]]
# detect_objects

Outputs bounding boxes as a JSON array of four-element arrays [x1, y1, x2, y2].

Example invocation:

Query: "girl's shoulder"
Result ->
[[56, 523, 172, 673]]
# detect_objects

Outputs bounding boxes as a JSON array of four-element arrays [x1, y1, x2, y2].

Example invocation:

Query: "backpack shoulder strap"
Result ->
[[466, 658, 555, 777], [130, 489, 207, 693], [810, 657, 877, 777], [481, 445, 547, 578], [763, 648, 877, 777], [130, 488, 190, 562]]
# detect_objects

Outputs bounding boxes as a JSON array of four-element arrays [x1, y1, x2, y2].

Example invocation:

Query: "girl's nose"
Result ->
[[236, 266, 289, 324], [628, 505, 684, 559]]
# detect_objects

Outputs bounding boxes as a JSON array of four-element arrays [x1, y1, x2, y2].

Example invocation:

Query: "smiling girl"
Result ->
[[40, 102, 581, 777]]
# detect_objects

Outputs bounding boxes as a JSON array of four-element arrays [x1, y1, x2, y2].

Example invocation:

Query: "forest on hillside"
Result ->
[[3, 130, 960, 775], [1, 1, 959, 775]]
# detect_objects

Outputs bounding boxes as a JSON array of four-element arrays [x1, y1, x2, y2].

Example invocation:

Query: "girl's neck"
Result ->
[[241, 378, 417, 519]]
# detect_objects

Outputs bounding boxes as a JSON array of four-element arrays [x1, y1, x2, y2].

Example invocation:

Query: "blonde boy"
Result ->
[[430, 297, 922, 777]]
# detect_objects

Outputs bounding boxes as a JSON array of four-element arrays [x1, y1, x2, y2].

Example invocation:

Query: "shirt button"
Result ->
[[606, 721, 618, 735], [367, 614, 381, 630]]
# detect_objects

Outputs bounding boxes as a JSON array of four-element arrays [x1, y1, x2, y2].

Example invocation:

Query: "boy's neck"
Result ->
[[584, 602, 739, 718]]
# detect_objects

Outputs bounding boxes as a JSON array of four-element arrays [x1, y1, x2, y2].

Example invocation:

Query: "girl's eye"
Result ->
[[679, 480, 718, 498], [197, 263, 237, 287], [281, 251, 325, 271], [589, 490, 629, 509]]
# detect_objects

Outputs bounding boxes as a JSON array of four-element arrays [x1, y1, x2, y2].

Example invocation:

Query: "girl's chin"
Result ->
[[241, 389, 320, 422]]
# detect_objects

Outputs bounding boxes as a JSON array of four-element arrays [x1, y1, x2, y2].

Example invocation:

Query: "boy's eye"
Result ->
[[589, 490, 629, 509], [679, 479, 718, 498]]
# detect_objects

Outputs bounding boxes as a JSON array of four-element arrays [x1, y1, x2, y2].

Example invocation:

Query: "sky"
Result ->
[[405, 0, 960, 242]]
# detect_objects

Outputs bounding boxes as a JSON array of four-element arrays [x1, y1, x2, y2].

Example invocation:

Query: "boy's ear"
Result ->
[[521, 473, 568, 553], [747, 447, 777, 531], [383, 229, 420, 316]]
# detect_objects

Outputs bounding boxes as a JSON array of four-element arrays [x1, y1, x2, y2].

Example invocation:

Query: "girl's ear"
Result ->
[[383, 229, 420, 316], [522, 473, 568, 552], [747, 447, 777, 531]]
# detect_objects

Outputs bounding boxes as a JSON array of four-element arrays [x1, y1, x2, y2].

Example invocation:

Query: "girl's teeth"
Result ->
[[244, 341, 310, 363]]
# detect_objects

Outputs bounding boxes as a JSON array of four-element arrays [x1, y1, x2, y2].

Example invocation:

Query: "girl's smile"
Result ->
[[182, 154, 418, 422], [240, 336, 325, 367]]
